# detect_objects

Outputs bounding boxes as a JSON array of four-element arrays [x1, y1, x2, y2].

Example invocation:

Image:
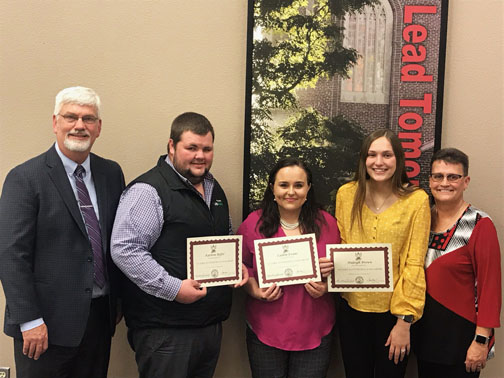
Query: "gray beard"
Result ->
[[64, 137, 90, 152]]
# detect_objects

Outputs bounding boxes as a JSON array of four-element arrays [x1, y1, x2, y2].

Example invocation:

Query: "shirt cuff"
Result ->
[[164, 277, 184, 301], [20, 318, 44, 332]]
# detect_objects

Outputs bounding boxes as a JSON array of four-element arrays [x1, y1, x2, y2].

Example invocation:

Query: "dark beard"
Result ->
[[177, 167, 207, 185], [172, 155, 209, 185]]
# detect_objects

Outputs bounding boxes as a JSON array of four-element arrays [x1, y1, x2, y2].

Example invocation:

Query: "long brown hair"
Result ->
[[350, 129, 417, 230], [259, 157, 325, 239]]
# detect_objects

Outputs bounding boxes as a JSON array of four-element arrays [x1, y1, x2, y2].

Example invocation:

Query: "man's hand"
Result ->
[[233, 263, 249, 288], [385, 318, 410, 364], [22, 323, 48, 360], [304, 280, 327, 298], [175, 279, 207, 304]]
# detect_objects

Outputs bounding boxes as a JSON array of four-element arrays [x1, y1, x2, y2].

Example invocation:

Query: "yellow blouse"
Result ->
[[335, 182, 431, 321]]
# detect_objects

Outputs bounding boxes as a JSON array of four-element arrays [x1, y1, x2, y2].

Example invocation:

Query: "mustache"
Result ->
[[67, 130, 90, 137]]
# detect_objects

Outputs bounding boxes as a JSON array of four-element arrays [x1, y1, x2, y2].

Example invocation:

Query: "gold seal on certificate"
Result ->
[[254, 233, 321, 288], [326, 243, 393, 292], [187, 235, 242, 287]]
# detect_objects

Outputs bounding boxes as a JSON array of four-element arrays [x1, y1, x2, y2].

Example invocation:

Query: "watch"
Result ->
[[474, 334, 490, 345], [396, 315, 414, 323]]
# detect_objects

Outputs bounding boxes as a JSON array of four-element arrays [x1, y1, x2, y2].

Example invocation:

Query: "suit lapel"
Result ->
[[45, 146, 88, 237]]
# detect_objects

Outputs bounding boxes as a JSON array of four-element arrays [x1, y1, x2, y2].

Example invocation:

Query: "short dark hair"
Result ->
[[431, 148, 469, 176], [169, 112, 215, 146]]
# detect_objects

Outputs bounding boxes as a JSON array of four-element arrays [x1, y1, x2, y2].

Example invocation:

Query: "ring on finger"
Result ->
[[400, 349, 406, 353]]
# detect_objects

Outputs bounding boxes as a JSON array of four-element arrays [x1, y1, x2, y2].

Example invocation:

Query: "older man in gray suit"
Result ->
[[0, 86, 125, 378]]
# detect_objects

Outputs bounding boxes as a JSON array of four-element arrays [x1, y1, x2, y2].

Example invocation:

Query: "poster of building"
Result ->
[[243, 0, 448, 215]]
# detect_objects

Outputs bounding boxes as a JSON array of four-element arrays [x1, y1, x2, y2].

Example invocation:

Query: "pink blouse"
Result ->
[[237, 210, 340, 351]]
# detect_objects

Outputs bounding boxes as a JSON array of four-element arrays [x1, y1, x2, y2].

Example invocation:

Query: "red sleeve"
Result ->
[[470, 217, 502, 327]]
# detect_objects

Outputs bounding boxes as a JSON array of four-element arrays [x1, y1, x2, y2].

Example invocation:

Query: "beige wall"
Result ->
[[0, 0, 502, 377]]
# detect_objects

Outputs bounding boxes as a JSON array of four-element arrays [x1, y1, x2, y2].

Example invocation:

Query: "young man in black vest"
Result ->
[[111, 112, 247, 378]]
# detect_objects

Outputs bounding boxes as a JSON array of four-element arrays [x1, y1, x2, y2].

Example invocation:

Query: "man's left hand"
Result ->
[[233, 263, 249, 288]]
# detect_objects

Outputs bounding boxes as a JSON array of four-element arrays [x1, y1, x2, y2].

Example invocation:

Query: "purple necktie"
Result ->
[[74, 165, 106, 288]]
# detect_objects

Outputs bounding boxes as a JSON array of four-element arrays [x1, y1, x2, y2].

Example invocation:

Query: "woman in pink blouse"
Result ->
[[237, 157, 340, 378]]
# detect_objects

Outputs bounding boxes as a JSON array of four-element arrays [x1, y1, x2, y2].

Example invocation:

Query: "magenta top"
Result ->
[[237, 210, 340, 351]]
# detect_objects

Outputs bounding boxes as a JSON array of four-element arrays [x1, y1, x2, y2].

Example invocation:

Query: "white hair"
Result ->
[[54, 86, 101, 117]]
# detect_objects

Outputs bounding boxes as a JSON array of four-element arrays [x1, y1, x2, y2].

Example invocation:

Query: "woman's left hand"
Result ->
[[465, 341, 488, 373], [304, 280, 327, 298], [318, 257, 334, 278], [385, 318, 410, 364]]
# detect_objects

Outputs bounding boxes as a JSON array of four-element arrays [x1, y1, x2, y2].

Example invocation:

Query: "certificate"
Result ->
[[326, 243, 393, 292], [254, 233, 321, 288], [187, 235, 242, 287]]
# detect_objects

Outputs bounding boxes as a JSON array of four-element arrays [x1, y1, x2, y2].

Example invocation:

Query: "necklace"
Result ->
[[369, 191, 394, 211], [280, 218, 299, 230]]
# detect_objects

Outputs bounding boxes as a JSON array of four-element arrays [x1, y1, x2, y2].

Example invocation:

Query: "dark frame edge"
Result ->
[[434, 0, 449, 152], [242, 0, 255, 220]]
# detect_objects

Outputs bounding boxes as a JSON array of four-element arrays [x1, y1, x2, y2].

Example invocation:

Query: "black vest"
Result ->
[[122, 156, 232, 329]]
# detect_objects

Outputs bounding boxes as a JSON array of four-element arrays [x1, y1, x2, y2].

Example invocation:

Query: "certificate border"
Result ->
[[328, 245, 392, 290], [187, 236, 242, 286], [256, 234, 320, 287]]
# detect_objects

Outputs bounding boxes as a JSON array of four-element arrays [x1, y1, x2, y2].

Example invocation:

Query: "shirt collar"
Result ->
[[54, 142, 91, 177]]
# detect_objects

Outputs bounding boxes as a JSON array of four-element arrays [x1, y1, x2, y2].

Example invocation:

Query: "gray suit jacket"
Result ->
[[0, 145, 125, 347]]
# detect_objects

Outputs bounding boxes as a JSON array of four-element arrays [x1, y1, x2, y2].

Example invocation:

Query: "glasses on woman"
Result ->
[[429, 173, 464, 182], [58, 114, 99, 125]]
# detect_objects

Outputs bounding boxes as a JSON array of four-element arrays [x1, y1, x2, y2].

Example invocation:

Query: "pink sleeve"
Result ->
[[320, 211, 341, 245], [236, 212, 259, 279]]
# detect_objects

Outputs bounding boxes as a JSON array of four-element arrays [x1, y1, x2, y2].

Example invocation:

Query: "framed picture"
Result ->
[[243, 0, 448, 215]]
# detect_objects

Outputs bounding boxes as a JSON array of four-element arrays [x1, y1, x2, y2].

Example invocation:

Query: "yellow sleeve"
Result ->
[[335, 184, 353, 244], [390, 191, 431, 321]]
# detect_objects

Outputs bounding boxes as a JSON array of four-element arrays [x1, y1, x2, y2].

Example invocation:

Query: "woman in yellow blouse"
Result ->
[[335, 129, 431, 378]]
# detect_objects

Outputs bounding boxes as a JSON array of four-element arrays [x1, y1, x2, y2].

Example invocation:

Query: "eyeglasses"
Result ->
[[58, 114, 99, 125], [430, 173, 464, 182]]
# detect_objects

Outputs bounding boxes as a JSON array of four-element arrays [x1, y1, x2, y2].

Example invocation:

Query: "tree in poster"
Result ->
[[249, 0, 378, 210]]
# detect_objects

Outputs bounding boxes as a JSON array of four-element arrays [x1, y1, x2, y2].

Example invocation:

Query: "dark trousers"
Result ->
[[338, 298, 408, 378], [129, 322, 222, 378], [14, 296, 112, 378], [418, 359, 480, 378], [246, 326, 333, 378]]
